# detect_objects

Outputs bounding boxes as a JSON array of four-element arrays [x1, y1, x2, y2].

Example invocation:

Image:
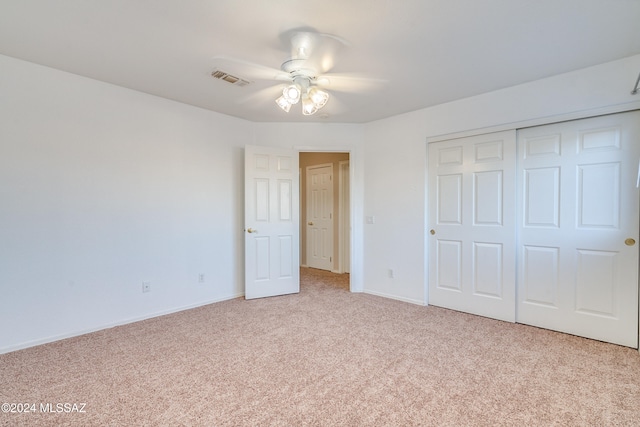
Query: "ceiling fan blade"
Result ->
[[211, 55, 289, 82], [315, 73, 387, 93]]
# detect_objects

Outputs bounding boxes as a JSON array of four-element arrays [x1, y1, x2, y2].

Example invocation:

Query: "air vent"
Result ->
[[211, 69, 251, 87]]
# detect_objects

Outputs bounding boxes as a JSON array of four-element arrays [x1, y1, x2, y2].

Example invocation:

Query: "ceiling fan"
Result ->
[[211, 28, 382, 116]]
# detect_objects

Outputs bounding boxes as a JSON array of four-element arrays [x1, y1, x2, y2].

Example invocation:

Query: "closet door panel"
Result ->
[[428, 130, 516, 322], [516, 111, 640, 347]]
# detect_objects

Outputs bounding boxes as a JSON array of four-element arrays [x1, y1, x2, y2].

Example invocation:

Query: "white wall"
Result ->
[[362, 54, 640, 305], [0, 55, 367, 353], [0, 55, 251, 353]]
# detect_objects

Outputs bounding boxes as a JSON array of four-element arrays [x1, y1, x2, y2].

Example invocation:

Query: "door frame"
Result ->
[[297, 146, 361, 293]]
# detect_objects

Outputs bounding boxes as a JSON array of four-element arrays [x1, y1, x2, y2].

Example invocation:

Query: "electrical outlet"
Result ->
[[198, 273, 205, 284], [142, 281, 151, 293]]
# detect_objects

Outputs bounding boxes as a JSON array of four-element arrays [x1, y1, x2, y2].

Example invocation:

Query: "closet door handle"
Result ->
[[430, 229, 435, 235]]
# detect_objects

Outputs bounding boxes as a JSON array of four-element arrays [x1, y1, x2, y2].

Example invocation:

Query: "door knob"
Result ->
[[308, 222, 314, 226], [625, 238, 636, 246], [430, 229, 435, 235], [247, 228, 257, 234]]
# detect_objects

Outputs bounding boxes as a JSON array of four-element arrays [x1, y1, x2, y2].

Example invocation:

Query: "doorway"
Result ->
[[300, 152, 350, 275]]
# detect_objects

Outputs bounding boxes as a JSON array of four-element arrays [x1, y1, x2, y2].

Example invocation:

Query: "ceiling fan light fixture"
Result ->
[[308, 87, 329, 109], [282, 84, 301, 104]]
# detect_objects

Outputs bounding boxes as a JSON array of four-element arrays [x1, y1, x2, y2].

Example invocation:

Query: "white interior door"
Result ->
[[517, 111, 640, 347], [428, 131, 517, 322], [245, 145, 299, 299], [306, 164, 333, 271]]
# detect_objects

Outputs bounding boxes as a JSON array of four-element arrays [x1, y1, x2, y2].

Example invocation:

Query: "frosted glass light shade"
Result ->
[[282, 84, 301, 104], [308, 87, 329, 109], [275, 96, 291, 112], [301, 96, 318, 115]]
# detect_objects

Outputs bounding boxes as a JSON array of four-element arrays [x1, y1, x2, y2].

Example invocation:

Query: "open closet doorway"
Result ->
[[299, 152, 350, 276]]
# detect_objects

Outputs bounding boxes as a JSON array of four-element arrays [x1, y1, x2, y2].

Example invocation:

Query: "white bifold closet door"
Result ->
[[428, 111, 640, 348], [517, 111, 640, 348], [428, 131, 517, 322]]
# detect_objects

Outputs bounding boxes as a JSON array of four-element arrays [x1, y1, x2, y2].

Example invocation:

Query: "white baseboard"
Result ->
[[363, 289, 426, 306]]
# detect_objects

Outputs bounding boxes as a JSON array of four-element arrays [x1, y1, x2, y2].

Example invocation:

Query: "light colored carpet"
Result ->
[[2, 267, 640, 426]]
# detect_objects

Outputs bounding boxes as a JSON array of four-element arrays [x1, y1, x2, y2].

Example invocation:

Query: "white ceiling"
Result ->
[[1, 0, 639, 123]]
